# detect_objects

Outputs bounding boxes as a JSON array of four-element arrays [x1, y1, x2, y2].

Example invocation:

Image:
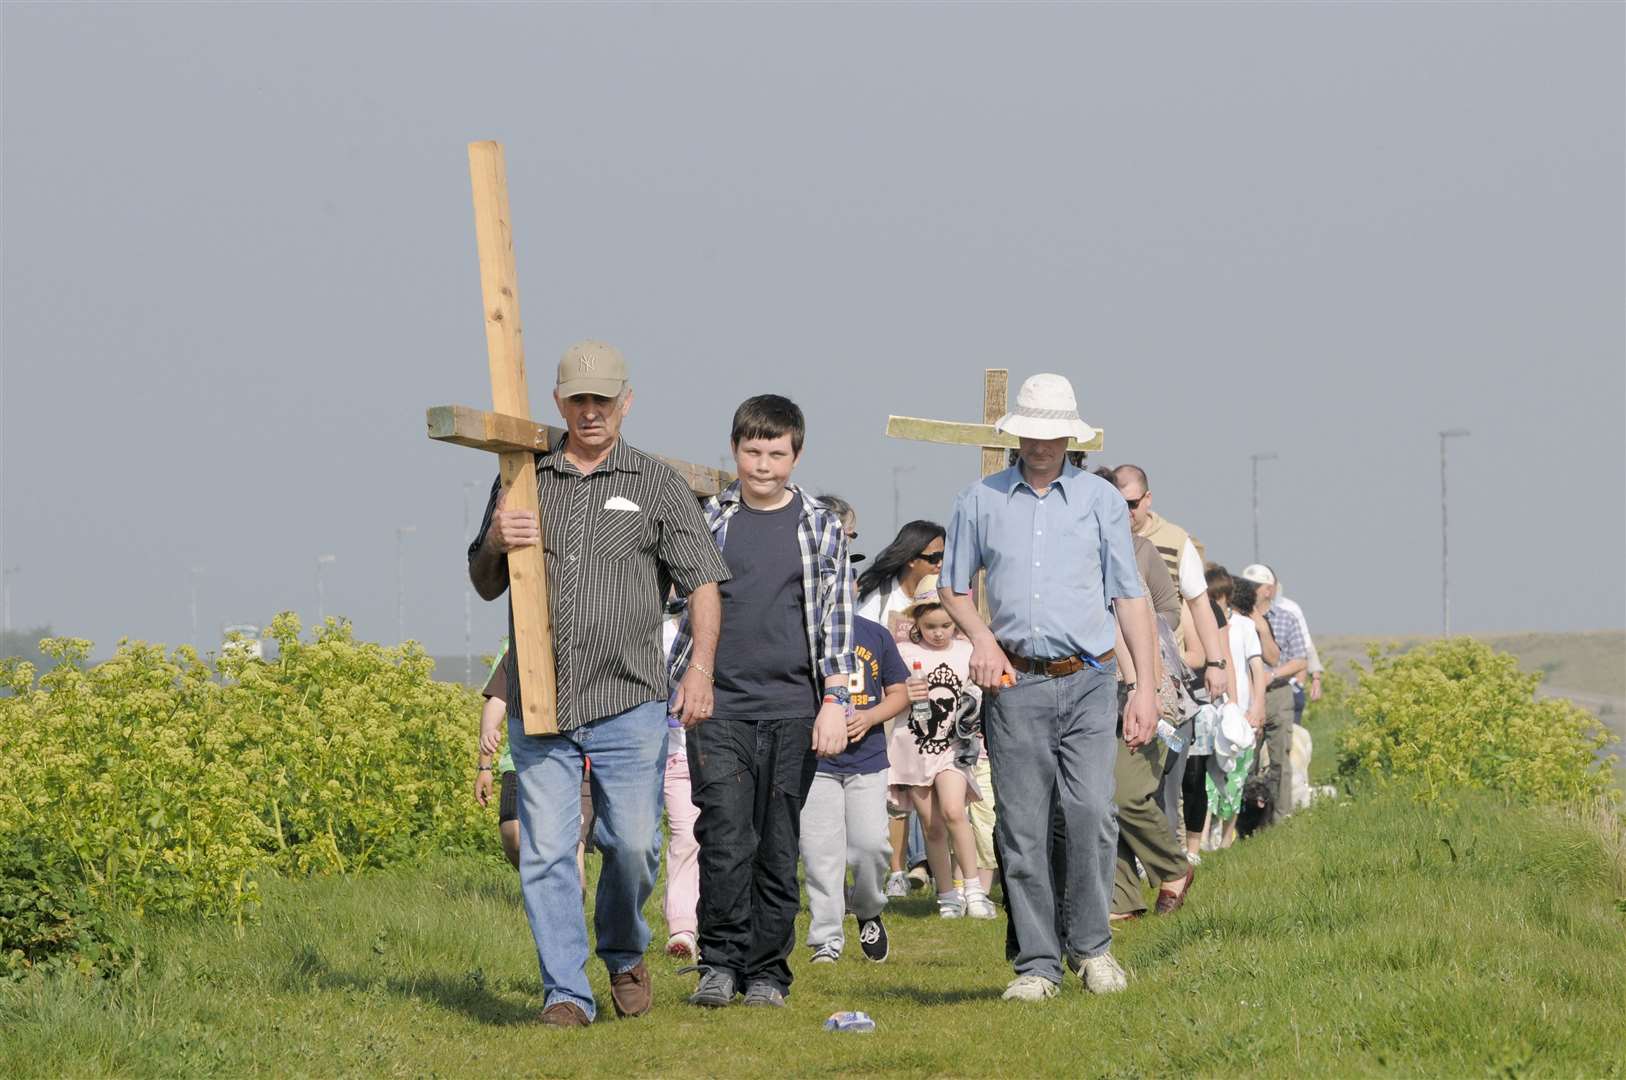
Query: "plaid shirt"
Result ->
[[669, 482, 857, 687], [1264, 605, 1307, 678]]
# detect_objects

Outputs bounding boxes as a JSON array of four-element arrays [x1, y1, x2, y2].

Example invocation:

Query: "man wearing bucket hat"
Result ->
[[469, 341, 731, 1027], [937, 373, 1161, 1001]]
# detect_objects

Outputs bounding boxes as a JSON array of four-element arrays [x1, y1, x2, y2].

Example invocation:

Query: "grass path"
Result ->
[[4, 715, 1624, 1077]]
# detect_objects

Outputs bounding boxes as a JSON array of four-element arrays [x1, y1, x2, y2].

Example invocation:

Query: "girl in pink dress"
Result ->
[[889, 581, 991, 919]]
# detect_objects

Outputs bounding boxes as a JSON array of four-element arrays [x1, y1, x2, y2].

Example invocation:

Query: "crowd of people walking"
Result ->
[[467, 343, 1323, 1025]]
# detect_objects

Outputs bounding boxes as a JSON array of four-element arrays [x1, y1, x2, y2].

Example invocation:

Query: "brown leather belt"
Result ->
[[1006, 648, 1115, 678]]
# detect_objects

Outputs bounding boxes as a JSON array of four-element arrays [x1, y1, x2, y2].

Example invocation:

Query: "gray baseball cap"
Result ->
[[556, 340, 628, 399]]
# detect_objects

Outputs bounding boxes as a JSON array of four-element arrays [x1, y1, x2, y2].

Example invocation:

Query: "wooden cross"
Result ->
[[886, 369, 1105, 480], [426, 141, 734, 735], [886, 368, 1105, 619]]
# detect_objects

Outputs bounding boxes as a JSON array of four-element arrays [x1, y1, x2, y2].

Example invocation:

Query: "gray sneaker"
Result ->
[[810, 942, 841, 964], [1001, 974, 1059, 1002], [682, 965, 737, 1008], [742, 980, 787, 1007], [1079, 951, 1128, 994]]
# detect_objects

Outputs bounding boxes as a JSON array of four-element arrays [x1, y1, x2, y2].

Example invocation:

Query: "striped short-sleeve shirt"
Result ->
[[469, 436, 731, 733]]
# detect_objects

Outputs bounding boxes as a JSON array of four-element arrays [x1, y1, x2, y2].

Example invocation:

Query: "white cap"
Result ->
[[1240, 564, 1277, 587]]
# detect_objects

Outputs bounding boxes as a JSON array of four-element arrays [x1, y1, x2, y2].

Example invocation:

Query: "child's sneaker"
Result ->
[[937, 890, 965, 919], [666, 931, 696, 961], [810, 942, 841, 964], [906, 864, 931, 891], [884, 871, 909, 897], [856, 915, 889, 963], [964, 891, 997, 919]]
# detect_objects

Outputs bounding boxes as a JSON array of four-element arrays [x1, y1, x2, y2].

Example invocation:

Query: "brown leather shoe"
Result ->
[[609, 960, 653, 1019], [540, 1001, 591, 1028], [1155, 867, 1195, 915]]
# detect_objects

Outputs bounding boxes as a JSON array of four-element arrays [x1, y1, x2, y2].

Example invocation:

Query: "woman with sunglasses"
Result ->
[[855, 520, 947, 641]]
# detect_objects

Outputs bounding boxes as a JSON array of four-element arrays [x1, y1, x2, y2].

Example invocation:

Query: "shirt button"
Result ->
[[1034, 593, 1040, 599], [1034, 561, 1041, 568], [1035, 530, 1043, 536]]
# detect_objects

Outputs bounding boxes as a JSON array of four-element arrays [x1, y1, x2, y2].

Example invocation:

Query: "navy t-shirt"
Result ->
[[711, 499, 816, 720], [818, 616, 909, 776]]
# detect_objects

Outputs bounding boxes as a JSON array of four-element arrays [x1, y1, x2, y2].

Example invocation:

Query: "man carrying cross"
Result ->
[[936, 373, 1161, 1001], [469, 342, 730, 1028]]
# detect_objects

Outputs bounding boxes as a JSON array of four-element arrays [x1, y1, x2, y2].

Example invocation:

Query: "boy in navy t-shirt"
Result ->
[[799, 614, 911, 963]]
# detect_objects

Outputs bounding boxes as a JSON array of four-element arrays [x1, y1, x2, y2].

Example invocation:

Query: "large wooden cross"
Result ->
[[886, 368, 1105, 619], [886, 368, 1105, 479], [426, 141, 733, 735]]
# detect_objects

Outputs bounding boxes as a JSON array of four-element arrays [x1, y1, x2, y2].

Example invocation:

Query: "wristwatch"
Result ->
[[824, 686, 853, 707], [1205, 658, 1228, 670]]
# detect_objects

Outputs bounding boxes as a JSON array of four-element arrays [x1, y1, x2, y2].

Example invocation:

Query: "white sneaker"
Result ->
[[884, 871, 909, 898], [1186, 851, 1203, 867], [665, 931, 696, 961], [1001, 974, 1059, 1002], [1080, 951, 1128, 994], [937, 892, 965, 919], [964, 892, 997, 919], [810, 942, 841, 964]]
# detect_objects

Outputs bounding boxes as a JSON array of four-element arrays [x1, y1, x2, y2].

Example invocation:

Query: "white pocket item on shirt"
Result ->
[[603, 496, 641, 512]]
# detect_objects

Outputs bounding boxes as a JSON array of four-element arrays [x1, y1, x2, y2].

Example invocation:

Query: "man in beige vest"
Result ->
[[1112, 466, 1232, 703]]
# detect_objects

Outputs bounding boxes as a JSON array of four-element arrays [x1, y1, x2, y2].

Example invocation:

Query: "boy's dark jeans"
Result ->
[[688, 713, 817, 995]]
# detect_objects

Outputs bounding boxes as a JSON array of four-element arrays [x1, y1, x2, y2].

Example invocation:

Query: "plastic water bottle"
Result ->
[[910, 661, 931, 728], [824, 1011, 877, 1033], [1156, 719, 1185, 754]]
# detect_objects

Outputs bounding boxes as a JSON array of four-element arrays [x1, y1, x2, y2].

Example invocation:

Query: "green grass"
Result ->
[[5, 773, 1624, 1079]]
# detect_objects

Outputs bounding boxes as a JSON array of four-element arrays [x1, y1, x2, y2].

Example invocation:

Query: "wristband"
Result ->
[[1123, 682, 1138, 693], [689, 661, 714, 682], [477, 764, 493, 772]]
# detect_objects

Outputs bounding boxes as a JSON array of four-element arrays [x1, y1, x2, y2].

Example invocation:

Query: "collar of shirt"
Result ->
[[538, 435, 643, 478], [993, 460, 1083, 501]]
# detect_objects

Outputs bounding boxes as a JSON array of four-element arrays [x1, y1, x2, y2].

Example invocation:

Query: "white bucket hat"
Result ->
[[994, 373, 1098, 443], [1213, 701, 1255, 771]]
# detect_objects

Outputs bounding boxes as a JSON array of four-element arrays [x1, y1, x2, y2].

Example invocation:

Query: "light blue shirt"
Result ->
[[941, 462, 1144, 660]]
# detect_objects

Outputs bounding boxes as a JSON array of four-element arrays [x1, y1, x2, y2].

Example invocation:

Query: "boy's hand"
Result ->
[[670, 668, 715, 730], [474, 769, 493, 807], [812, 702, 848, 758], [845, 707, 877, 743]]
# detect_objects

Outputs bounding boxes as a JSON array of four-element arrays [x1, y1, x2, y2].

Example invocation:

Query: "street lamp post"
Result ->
[[891, 466, 915, 539], [315, 554, 337, 624], [2, 566, 19, 636], [396, 525, 417, 644], [464, 482, 476, 684], [1440, 429, 1471, 636], [1249, 452, 1278, 564]]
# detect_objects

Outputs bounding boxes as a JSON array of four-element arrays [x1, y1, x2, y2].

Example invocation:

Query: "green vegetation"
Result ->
[[3, 630, 1622, 1075], [1337, 638, 1615, 807], [1, 615, 484, 975], [2, 783, 1622, 1077]]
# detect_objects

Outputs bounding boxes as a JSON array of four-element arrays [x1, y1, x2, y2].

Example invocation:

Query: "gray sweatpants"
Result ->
[[800, 769, 890, 952]]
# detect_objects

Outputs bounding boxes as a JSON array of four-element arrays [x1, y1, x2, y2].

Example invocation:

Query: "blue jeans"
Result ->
[[907, 810, 927, 870], [984, 661, 1118, 983], [508, 699, 668, 1019]]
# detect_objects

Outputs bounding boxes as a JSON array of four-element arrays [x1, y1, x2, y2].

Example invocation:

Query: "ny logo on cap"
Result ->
[[579, 356, 596, 372]]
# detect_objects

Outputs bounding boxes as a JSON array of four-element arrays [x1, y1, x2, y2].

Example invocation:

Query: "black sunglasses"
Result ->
[[915, 551, 944, 566], [1124, 495, 1146, 510]]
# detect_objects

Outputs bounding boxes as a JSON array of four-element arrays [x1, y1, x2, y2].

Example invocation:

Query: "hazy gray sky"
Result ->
[[4, 2, 1622, 660]]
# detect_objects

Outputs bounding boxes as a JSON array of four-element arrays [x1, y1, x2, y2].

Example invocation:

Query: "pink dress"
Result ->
[[888, 639, 982, 801]]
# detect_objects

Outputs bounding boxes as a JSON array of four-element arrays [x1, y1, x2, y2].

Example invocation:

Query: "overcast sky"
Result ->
[[3, 2, 1622, 661]]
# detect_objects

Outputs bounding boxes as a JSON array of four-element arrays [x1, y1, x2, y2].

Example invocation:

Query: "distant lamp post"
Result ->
[[464, 481, 477, 684], [1249, 452, 1278, 564], [891, 465, 915, 539], [315, 554, 337, 625], [1440, 429, 1471, 636], [2, 566, 19, 636], [396, 525, 417, 644]]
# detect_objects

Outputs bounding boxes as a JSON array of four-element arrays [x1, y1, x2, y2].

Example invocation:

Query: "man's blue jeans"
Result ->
[[984, 661, 1119, 983], [508, 699, 668, 1019]]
